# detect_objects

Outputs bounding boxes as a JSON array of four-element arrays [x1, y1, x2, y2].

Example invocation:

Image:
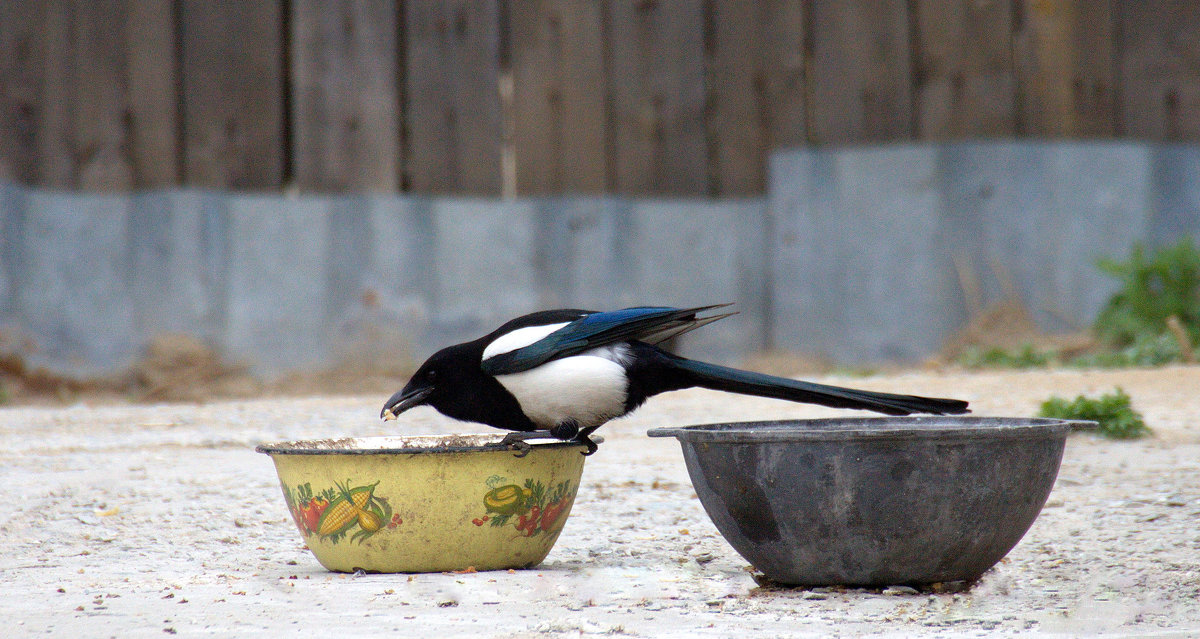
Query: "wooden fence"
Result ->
[[1, 1, 1199, 197]]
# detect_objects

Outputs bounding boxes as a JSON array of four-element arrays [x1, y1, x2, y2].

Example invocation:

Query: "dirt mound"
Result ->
[[938, 299, 1094, 363], [0, 332, 412, 406], [130, 334, 262, 402], [0, 351, 109, 402]]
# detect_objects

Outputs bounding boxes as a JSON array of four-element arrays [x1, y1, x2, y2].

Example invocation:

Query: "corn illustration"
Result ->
[[316, 480, 385, 538], [317, 497, 358, 536]]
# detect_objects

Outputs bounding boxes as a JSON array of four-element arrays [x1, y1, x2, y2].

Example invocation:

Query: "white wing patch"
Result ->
[[481, 322, 570, 362], [494, 344, 632, 429]]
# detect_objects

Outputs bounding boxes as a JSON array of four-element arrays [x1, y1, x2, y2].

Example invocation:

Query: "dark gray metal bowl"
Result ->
[[648, 416, 1090, 587]]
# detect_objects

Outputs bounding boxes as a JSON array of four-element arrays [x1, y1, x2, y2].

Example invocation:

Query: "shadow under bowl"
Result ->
[[649, 416, 1090, 587], [256, 434, 588, 573]]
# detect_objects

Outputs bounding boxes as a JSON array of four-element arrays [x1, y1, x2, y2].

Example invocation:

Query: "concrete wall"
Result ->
[[1, 141, 1198, 377], [768, 143, 1200, 365], [0, 190, 769, 376], [768, 141, 1198, 363]]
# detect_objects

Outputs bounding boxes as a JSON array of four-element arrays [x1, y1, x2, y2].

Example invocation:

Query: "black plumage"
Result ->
[[381, 305, 969, 454]]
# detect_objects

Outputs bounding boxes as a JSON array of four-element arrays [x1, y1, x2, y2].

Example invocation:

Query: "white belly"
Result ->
[[493, 347, 630, 429]]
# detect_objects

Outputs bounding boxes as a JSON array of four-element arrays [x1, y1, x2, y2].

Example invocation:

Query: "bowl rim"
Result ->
[[646, 416, 1095, 443], [255, 433, 597, 456]]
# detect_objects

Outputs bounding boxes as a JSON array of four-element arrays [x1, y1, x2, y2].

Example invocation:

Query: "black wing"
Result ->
[[480, 304, 733, 376]]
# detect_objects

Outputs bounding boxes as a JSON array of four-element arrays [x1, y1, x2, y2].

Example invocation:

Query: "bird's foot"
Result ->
[[576, 435, 599, 456], [507, 439, 532, 458], [497, 425, 602, 457], [498, 430, 556, 458], [573, 426, 602, 456]]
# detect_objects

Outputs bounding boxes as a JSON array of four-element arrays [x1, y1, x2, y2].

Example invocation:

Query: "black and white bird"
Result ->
[[381, 305, 969, 455]]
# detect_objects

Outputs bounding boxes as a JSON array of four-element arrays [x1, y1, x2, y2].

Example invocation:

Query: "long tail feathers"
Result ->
[[674, 358, 969, 416]]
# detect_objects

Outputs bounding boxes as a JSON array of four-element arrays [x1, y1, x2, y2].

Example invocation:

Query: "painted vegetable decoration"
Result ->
[[473, 475, 575, 537], [282, 480, 393, 544], [484, 484, 532, 515], [282, 475, 575, 543], [284, 482, 330, 535]]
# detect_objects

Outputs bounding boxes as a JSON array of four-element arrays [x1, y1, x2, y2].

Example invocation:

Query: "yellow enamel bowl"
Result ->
[[256, 434, 589, 573]]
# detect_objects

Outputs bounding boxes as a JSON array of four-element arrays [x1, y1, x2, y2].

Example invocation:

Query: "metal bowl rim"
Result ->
[[255, 434, 596, 456], [646, 416, 1093, 442]]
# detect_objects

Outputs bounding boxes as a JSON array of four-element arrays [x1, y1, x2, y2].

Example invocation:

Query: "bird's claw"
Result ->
[[573, 427, 601, 456], [497, 429, 600, 457], [508, 440, 532, 458], [498, 431, 540, 458], [577, 436, 599, 456]]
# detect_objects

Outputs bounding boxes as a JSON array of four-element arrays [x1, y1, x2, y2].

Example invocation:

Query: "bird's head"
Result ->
[[380, 343, 474, 421]]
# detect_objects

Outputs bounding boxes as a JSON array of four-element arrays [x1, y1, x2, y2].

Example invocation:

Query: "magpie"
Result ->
[[381, 305, 969, 455]]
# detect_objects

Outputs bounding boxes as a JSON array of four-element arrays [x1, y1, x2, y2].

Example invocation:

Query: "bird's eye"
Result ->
[[426, 370, 437, 382]]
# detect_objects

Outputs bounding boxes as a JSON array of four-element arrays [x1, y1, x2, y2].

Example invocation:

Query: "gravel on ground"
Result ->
[[2, 366, 1199, 637]]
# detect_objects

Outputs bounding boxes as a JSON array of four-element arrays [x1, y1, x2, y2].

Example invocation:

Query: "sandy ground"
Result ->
[[2, 366, 1200, 638]]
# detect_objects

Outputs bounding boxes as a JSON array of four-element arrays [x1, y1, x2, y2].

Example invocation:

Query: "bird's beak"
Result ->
[[380, 386, 434, 421]]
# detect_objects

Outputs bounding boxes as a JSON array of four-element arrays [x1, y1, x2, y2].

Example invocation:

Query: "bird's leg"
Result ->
[[549, 420, 580, 441], [498, 430, 557, 458], [552, 420, 602, 454], [499, 421, 596, 457], [573, 426, 602, 456]]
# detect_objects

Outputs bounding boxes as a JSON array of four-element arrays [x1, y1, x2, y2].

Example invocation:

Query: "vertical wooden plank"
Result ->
[[1117, 1, 1200, 140], [37, 0, 75, 188], [758, 1, 808, 151], [291, 0, 399, 193], [73, 2, 136, 190], [914, 0, 1017, 139], [74, 1, 179, 190], [1015, 0, 1117, 137], [179, 1, 285, 189], [709, 0, 765, 195], [0, 1, 177, 190], [510, 0, 607, 195], [708, 0, 805, 196], [807, 0, 913, 144], [125, 0, 180, 188], [0, 1, 48, 184], [608, 0, 707, 195], [403, 0, 503, 195]]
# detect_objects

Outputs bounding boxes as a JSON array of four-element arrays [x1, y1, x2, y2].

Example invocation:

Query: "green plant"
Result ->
[[1037, 388, 1150, 439], [957, 344, 1055, 369], [1068, 332, 1191, 368], [1094, 238, 1200, 347]]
